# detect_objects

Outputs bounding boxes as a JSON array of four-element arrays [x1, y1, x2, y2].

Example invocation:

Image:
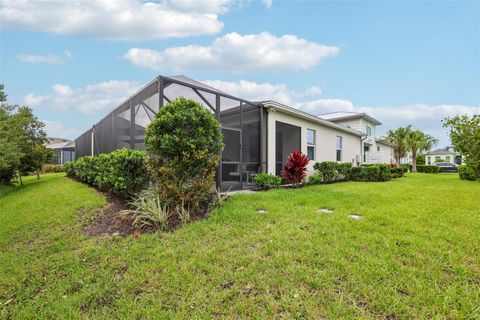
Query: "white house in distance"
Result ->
[[318, 112, 395, 165], [46, 137, 76, 165], [424, 147, 462, 165]]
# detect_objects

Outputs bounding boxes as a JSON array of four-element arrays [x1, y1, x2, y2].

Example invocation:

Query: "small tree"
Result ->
[[280, 150, 309, 187], [405, 129, 438, 172], [145, 98, 223, 210], [0, 85, 49, 185], [443, 115, 480, 179]]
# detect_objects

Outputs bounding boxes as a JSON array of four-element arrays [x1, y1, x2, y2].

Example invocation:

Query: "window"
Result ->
[[366, 125, 372, 137], [435, 156, 441, 162], [377, 146, 380, 152], [446, 156, 450, 162], [336, 136, 342, 161], [307, 129, 315, 160], [427, 156, 431, 164]]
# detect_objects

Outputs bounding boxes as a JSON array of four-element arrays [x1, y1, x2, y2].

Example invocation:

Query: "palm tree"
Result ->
[[386, 126, 411, 166], [406, 130, 438, 172]]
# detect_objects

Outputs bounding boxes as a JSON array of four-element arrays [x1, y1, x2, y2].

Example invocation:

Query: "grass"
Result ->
[[1, 173, 479, 319]]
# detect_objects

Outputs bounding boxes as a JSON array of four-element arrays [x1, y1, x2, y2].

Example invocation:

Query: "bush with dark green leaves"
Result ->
[[458, 165, 477, 181], [307, 172, 323, 185], [145, 97, 223, 210], [254, 173, 281, 189], [66, 149, 148, 197], [390, 166, 405, 178], [350, 164, 391, 182], [416, 165, 440, 174], [337, 162, 353, 180], [401, 164, 411, 173], [313, 161, 338, 183]]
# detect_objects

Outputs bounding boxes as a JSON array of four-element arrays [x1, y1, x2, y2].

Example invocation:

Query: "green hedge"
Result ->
[[312, 161, 352, 183], [458, 165, 477, 181], [311, 162, 397, 184], [389, 166, 405, 178], [65, 148, 148, 197], [416, 165, 440, 174]]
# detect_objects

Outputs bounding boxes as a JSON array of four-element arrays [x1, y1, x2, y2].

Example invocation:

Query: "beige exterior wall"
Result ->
[[334, 118, 363, 132], [267, 109, 361, 175], [376, 141, 395, 164]]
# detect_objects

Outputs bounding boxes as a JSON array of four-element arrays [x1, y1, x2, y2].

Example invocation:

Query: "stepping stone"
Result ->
[[348, 214, 363, 220], [318, 208, 334, 214], [256, 209, 268, 214]]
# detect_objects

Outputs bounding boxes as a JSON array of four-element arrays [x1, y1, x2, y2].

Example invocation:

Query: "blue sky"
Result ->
[[1, 0, 479, 146]]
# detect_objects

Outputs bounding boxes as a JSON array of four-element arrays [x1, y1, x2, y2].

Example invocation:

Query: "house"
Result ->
[[318, 111, 395, 164], [425, 147, 462, 165], [75, 75, 395, 191], [46, 137, 76, 165]]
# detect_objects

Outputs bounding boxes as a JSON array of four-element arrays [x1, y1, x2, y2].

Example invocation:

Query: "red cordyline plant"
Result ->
[[280, 150, 310, 187]]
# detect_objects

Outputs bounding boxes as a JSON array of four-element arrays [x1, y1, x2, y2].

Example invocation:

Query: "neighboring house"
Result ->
[[318, 112, 395, 165], [425, 147, 462, 165], [75, 75, 395, 191], [46, 137, 76, 165]]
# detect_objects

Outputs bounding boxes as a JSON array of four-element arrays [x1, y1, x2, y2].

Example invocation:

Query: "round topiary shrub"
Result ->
[[145, 97, 223, 210]]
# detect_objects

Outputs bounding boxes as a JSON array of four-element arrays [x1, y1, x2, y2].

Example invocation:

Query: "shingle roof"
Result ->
[[425, 148, 457, 156], [318, 111, 382, 125]]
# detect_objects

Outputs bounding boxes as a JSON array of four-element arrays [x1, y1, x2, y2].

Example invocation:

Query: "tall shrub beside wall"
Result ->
[[145, 98, 223, 210]]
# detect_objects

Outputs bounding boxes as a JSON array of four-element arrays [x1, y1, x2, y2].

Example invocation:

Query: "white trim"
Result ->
[[262, 101, 362, 137]]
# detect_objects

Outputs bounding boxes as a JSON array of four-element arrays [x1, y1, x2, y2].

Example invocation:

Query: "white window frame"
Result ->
[[307, 129, 315, 161], [336, 136, 342, 162]]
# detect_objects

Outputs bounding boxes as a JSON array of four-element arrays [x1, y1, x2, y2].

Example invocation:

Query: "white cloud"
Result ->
[[43, 120, 83, 140], [17, 50, 72, 65], [25, 80, 142, 115], [0, 0, 227, 41], [124, 32, 339, 72], [202, 79, 322, 104], [262, 0, 272, 9], [295, 99, 479, 145]]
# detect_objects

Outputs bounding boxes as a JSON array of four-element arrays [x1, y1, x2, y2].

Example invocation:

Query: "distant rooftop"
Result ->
[[318, 111, 382, 125], [425, 147, 458, 156]]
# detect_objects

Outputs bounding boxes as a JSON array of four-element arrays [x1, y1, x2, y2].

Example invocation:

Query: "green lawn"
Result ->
[[1, 173, 479, 319]]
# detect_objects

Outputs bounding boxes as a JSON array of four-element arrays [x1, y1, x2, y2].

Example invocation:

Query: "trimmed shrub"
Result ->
[[401, 164, 411, 173], [307, 173, 323, 185], [67, 149, 148, 197], [254, 173, 281, 190], [42, 164, 65, 173], [390, 167, 405, 178], [458, 165, 477, 181], [416, 165, 440, 173], [377, 164, 392, 181], [337, 162, 353, 181], [313, 161, 338, 183], [350, 164, 391, 182], [145, 98, 223, 209]]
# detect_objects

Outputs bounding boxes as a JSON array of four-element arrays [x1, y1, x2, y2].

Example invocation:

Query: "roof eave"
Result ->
[[262, 101, 362, 136]]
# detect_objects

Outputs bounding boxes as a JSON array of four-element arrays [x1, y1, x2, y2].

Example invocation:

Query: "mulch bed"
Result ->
[[83, 193, 151, 238]]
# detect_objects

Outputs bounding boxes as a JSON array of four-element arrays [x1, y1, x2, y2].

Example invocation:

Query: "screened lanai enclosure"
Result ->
[[75, 75, 267, 191]]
